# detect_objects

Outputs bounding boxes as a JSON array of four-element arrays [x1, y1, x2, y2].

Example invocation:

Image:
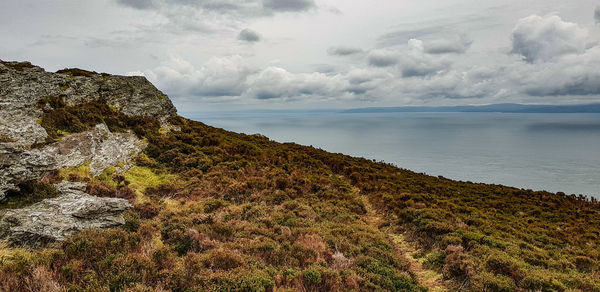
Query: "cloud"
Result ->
[[238, 28, 261, 42], [246, 66, 342, 99], [139, 56, 362, 101], [327, 46, 363, 56], [510, 14, 588, 63], [423, 34, 472, 54], [367, 50, 398, 67], [116, 0, 155, 10], [114, 0, 315, 18], [140, 55, 255, 97], [398, 39, 451, 77], [517, 46, 600, 96], [595, 7, 600, 24], [130, 13, 600, 106], [263, 0, 316, 12]]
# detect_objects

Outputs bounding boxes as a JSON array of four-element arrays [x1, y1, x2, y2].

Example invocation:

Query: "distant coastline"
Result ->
[[343, 103, 600, 113]]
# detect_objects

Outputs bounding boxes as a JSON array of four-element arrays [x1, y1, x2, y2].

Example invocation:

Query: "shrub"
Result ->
[[574, 256, 596, 273], [520, 270, 566, 292], [134, 202, 161, 219], [209, 249, 245, 271], [442, 245, 474, 281], [204, 199, 226, 213], [485, 252, 523, 282], [302, 267, 322, 285], [470, 272, 517, 292], [86, 181, 116, 198]]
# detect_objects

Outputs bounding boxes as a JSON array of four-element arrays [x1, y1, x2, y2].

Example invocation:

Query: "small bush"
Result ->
[[209, 249, 245, 271], [302, 267, 322, 285]]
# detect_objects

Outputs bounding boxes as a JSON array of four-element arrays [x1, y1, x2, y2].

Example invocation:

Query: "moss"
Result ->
[[60, 164, 91, 181], [124, 167, 176, 194], [96, 167, 118, 187]]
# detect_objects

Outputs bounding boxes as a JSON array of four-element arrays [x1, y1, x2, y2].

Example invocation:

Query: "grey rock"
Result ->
[[0, 61, 177, 145], [0, 60, 169, 199], [0, 181, 131, 248], [43, 123, 147, 176], [0, 124, 146, 200], [0, 142, 55, 201]]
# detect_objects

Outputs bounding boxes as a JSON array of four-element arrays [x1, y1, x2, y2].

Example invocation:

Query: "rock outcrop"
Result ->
[[0, 61, 176, 145], [0, 60, 173, 200], [0, 124, 146, 200], [0, 182, 131, 248], [0, 60, 174, 246]]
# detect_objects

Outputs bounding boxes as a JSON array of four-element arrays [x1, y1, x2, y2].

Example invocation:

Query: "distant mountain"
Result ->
[[343, 103, 600, 113]]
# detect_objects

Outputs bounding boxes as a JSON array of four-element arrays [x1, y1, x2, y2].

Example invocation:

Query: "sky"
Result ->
[[1, 0, 600, 111]]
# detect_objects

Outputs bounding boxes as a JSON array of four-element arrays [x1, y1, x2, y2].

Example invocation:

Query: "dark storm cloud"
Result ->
[[263, 0, 315, 12], [327, 46, 363, 56], [595, 6, 600, 24], [238, 28, 261, 42]]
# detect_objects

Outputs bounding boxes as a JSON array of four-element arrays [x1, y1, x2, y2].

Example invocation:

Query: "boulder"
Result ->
[[0, 181, 131, 248]]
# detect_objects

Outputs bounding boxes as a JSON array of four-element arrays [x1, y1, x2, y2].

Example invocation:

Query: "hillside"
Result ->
[[1, 61, 599, 292]]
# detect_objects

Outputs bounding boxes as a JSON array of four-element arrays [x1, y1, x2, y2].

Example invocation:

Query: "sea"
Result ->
[[183, 111, 600, 199]]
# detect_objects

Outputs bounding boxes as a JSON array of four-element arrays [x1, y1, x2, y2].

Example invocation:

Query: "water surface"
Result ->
[[183, 111, 600, 198]]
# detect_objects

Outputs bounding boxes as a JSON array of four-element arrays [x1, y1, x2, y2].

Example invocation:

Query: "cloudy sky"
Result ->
[[1, 0, 600, 111]]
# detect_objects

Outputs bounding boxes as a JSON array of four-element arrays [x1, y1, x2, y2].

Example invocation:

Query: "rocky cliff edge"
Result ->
[[0, 60, 177, 247]]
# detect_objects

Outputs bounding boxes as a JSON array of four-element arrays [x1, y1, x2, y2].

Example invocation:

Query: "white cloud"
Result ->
[[245, 67, 344, 99], [515, 46, 600, 96], [510, 14, 588, 63], [398, 39, 452, 77], [101, 8, 600, 108], [141, 55, 255, 97]]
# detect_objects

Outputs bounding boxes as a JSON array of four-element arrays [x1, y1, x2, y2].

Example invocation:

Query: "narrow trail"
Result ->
[[360, 194, 449, 292]]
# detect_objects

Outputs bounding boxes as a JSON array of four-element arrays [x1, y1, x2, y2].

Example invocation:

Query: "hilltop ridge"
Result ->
[[0, 61, 599, 291]]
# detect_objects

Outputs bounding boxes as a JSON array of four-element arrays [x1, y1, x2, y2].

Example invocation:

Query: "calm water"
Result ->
[[183, 111, 600, 198]]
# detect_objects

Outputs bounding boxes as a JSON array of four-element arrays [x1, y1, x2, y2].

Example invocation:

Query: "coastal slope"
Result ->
[[1, 61, 599, 291]]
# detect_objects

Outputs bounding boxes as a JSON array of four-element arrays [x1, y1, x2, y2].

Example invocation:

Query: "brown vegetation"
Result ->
[[1, 99, 599, 291]]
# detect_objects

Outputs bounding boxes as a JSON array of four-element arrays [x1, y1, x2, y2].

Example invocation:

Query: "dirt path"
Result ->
[[360, 195, 449, 292]]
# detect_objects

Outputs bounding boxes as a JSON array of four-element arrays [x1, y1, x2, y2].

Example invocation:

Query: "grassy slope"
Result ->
[[1, 97, 599, 291]]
